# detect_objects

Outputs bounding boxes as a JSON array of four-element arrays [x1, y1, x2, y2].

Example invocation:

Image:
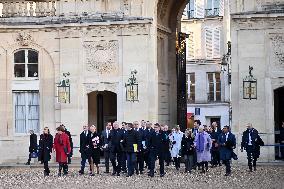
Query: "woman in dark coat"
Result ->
[[53, 126, 71, 176], [89, 125, 101, 176], [181, 129, 195, 173], [25, 130, 37, 165], [38, 127, 53, 176]]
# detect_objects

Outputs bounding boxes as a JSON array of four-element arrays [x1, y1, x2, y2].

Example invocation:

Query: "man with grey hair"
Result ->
[[241, 123, 264, 172]]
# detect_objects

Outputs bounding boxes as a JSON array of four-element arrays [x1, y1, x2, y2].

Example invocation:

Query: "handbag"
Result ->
[[31, 152, 38, 158]]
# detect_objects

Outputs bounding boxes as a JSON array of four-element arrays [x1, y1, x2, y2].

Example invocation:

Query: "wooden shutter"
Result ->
[[205, 28, 213, 59], [186, 32, 195, 60], [219, 0, 224, 16], [194, 0, 204, 18], [213, 28, 221, 58]]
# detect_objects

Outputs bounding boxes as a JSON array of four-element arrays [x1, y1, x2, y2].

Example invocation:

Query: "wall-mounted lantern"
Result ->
[[243, 66, 257, 100], [125, 70, 138, 102], [57, 72, 70, 103]]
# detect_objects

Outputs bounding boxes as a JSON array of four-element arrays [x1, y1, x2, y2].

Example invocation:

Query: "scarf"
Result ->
[[196, 132, 205, 152]]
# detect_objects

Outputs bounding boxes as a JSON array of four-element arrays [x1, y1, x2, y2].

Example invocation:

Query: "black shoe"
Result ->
[[79, 170, 84, 175], [224, 172, 231, 176], [112, 172, 116, 176], [58, 173, 61, 177], [116, 173, 120, 176], [25, 162, 30, 165], [104, 171, 110, 174], [160, 173, 165, 177], [140, 171, 143, 175], [90, 173, 95, 176], [253, 166, 256, 171], [122, 170, 127, 174], [148, 173, 154, 177], [126, 174, 132, 177], [136, 170, 139, 175]]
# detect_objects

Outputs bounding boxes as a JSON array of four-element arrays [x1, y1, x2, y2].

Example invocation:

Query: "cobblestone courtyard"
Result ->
[[0, 165, 283, 189]]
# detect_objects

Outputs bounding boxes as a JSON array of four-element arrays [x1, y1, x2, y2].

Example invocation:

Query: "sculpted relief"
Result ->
[[83, 40, 119, 76], [270, 34, 284, 69]]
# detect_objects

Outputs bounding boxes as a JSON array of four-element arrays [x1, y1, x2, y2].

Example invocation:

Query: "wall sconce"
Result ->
[[57, 72, 70, 103], [243, 66, 257, 100], [125, 70, 138, 102]]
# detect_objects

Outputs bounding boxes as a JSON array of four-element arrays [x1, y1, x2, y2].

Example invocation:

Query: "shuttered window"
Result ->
[[186, 32, 195, 60], [187, 73, 195, 103], [207, 72, 221, 102], [205, 27, 221, 59]]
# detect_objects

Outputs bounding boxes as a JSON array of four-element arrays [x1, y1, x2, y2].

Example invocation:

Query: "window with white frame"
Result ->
[[186, 73, 195, 103], [186, 32, 195, 60], [207, 72, 221, 102], [205, 0, 224, 17], [205, 27, 221, 59], [13, 91, 40, 134], [14, 49, 39, 78]]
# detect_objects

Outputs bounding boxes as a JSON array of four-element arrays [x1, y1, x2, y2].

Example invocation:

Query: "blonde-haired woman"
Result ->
[[89, 125, 101, 176], [38, 127, 53, 176]]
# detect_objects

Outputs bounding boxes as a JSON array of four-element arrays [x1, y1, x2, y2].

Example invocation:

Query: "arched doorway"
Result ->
[[157, 0, 188, 129], [274, 86, 284, 159], [88, 91, 117, 133]]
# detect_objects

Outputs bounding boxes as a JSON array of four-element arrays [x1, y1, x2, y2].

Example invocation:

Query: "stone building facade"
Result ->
[[230, 0, 284, 161], [181, 0, 231, 128]]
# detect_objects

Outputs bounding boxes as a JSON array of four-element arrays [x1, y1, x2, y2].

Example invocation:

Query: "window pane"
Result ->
[[28, 50, 38, 63], [14, 50, 25, 63], [215, 72, 220, 81], [208, 73, 213, 82], [28, 64, 39, 77], [28, 92, 39, 133], [14, 92, 26, 133], [14, 64, 25, 77], [216, 91, 221, 101]]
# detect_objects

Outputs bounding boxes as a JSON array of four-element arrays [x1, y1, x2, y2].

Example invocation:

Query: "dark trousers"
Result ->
[[110, 150, 122, 174], [144, 150, 150, 169], [121, 152, 127, 172], [80, 155, 90, 172], [149, 150, 164, 175], [211, 150, 220, 166], [104, 149, 110, 172], [173, 157, 180, 169], [165, 150, 171, 165], [184, 155, 193, 172], [246, 145, 257, 169], [58, 163, 68, 175], [223, 160, 231, 174], [43, 161, 49, 173], [126, 152, 136, 176], [193, 151, 197, 168], [136, 151, 144, 172]]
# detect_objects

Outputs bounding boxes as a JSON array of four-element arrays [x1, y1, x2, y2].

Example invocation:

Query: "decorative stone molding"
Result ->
[[85, 82, 118, 94], [270, 34, 284, 66], [15, 31, 33, 46], [83, 40, 119, 75]]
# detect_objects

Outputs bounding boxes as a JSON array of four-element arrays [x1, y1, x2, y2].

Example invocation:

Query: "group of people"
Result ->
[[27, 120, 265, 177]]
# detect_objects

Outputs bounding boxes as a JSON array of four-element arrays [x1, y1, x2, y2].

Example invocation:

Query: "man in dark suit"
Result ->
[[101, 122, 112, 173], [218, 126, 237, 176], [134, 121, 145, 174], [163, 125, 171, 166], [144, 121, 154, 169], [241, 123, 264, 171], [109, 121, 124, 176], [211, 122, 222, 167], [148, 123, 167, 177], [121, 122, 127, 173], [123, 123, 141, 177], [26, 130, 37, 165], [79, 125, 91, 175]]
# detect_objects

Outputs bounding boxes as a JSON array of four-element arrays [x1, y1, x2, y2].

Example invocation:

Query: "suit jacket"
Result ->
[[101, 129, 111, 149], [109, 128, 124, 152], [123, 129, 141, 153], [241, 128, 259, 149], [218, 132, 236, 161], [29, 133, 38, 153], [147, 131, 167, 154], [144, 128, 154, 147], [80, 131, 90, 158]]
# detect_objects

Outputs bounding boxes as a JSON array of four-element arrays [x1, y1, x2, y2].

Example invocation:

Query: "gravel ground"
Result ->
[[0, 165, 283, 189]]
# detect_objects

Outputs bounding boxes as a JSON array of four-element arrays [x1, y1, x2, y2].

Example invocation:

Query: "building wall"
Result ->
[[0, 0, 159, 164], [231, 0, 284, 162]]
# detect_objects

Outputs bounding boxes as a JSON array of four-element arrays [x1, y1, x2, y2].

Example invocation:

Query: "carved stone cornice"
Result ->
[[15, 31, 33, 46], [84, 82, 118, 94]]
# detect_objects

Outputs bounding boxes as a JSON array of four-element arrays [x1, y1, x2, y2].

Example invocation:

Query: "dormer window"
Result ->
[[14, 49, 38, 79]]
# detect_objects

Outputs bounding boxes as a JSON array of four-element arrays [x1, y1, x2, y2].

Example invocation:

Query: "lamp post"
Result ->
[[57, 72, 70, 103], [125, 70, 139, 102], [243, 66, 257, 100]]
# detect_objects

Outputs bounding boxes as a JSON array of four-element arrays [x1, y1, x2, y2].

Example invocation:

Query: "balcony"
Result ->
[[0, 1, 56, 18], [205, 8, 220, 17]]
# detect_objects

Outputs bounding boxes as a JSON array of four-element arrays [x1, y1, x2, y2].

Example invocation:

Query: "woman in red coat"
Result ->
[[53, 126, 71, 176]]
